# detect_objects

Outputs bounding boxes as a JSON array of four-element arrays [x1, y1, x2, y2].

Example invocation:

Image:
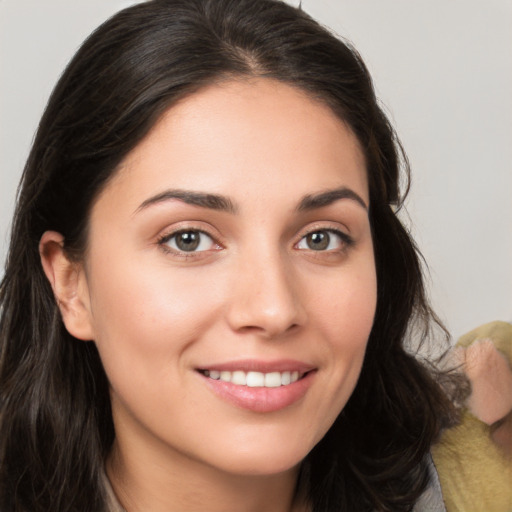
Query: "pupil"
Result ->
[[307, 231, 329, 250], [177, 231, 200, 251]]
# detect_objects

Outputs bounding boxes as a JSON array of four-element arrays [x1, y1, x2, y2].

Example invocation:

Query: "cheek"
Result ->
[[302, 257, 377, 412], [311, 258, 377, 344], [85, 253, 224, 374]]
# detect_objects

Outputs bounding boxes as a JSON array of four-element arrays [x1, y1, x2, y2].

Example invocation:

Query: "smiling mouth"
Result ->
[[198, 369, 308, 388], [197, 365, 316, 412]]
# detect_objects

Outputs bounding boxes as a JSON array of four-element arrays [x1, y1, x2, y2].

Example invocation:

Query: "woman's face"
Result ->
[[78, 78, 376, 476]]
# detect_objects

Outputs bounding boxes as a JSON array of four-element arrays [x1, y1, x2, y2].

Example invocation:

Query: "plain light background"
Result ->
[[1, 0, 511, 340]]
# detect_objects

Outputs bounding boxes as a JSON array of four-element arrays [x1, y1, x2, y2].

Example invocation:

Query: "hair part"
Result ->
[[1, 1, 456, 510]]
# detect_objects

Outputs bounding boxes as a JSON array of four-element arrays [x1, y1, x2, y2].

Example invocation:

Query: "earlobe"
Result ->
[[39, 231, 95, 341]]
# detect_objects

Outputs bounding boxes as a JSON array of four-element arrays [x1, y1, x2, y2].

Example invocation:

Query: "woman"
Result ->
[[0, 0, 455, 510]]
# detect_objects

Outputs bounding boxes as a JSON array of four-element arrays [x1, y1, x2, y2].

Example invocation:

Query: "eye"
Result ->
[[296, 229, 350, 251], [160, 230, 218, 253]]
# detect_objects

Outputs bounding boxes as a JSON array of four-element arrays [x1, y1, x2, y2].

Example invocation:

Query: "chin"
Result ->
[[202, 435, 314, 477], [220, 455, 304, 478]]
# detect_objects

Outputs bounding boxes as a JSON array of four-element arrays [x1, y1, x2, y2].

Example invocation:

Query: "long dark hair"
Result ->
[[0, 1, 456, 510]]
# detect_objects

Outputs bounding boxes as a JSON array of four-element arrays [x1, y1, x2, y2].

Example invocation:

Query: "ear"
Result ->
[[39, 231, 95, 341]]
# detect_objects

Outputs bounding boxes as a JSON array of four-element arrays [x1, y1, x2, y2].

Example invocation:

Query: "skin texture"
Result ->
[[40, 78, 377, 512], [461, 339, 512, 457], [464, 339, 512, 426]]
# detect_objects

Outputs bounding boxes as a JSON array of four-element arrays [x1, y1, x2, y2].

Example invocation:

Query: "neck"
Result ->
[[106, 439, 307, 512]]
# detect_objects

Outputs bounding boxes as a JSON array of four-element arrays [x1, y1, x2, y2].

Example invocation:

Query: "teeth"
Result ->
[[231, 371, 247, 385], [203, 369, 303, 387], [246, 371, 265, 387], [264, 372, 281, 388], [220, 371, 231, 382]]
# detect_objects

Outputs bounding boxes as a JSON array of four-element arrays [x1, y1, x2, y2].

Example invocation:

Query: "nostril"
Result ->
[[234, 322, 300, 339]]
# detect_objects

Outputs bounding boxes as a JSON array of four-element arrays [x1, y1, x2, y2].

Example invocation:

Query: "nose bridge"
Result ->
[[226, 239, 305, 337]]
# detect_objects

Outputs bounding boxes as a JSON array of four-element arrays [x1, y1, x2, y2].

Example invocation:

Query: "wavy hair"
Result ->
[[0, 1, 456, 510]]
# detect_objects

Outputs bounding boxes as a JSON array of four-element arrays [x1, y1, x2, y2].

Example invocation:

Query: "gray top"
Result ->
[[412, 455, 447, 512]]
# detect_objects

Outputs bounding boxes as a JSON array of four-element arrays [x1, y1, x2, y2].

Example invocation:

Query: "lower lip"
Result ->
[[200, 371, 315, 413]]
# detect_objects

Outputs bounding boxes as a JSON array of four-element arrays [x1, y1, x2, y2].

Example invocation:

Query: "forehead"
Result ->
[[95, 78, 368, 215]]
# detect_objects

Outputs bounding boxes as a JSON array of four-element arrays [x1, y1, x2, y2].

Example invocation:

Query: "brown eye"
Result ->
[[305, 231, 329, 251], [162, 230, 216, 253], [175, 231, 200, 251]]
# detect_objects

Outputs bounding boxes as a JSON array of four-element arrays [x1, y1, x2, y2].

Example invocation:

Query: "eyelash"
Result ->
[[157, 226, 354, 258]]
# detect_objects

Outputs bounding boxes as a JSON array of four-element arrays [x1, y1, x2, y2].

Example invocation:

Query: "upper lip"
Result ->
[[195, 359, 315, 373]]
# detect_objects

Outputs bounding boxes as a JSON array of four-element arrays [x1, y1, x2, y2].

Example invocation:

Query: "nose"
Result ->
[[225, 249, 307, 339]]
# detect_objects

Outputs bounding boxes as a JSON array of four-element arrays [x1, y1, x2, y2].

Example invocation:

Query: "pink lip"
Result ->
[[196, 360, 316, 413], [196, 358, 315, 373]]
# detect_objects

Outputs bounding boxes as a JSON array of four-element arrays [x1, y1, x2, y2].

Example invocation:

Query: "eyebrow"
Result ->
[[135, 185, 367, 215], [297, 187, 368, 211], [135, 189, 237, 214]]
